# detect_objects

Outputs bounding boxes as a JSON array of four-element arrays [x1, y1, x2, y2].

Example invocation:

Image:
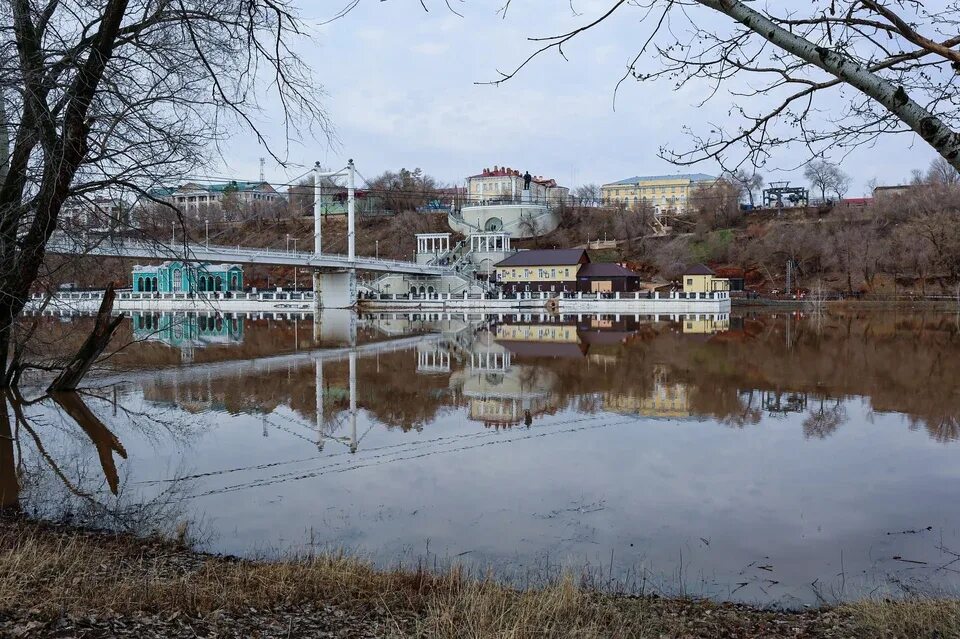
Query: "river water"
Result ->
[[4, 308, 960, 607]]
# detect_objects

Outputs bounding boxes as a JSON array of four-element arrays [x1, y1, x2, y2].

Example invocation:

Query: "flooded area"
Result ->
[[5, 308, 960, 608]]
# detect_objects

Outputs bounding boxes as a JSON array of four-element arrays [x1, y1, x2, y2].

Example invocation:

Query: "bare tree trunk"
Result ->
[[48, 284, 124, 391], [0, 394, 19, 512], [49, 391, 127, 495]]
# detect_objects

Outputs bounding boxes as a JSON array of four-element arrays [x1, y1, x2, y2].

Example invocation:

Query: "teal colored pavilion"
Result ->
[[132, 312, 244, 348], [132, 261, 243, 293]]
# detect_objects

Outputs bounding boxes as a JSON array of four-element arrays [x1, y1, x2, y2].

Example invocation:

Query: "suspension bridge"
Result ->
[[44, 160, 453, 307]]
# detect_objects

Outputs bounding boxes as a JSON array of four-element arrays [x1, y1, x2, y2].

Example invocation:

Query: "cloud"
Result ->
[[217, 1, 940, 191]]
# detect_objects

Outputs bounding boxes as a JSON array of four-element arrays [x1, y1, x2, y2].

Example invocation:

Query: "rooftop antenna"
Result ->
[[259, 157, 265, 183]]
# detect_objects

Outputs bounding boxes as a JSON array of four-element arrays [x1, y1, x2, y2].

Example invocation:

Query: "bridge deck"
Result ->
[[45, 237, 450, 276]]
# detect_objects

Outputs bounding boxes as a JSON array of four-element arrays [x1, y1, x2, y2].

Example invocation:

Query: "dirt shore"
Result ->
[[0, 518, 957, 638]]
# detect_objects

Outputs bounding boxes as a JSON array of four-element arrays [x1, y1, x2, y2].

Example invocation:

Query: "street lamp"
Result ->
[[375, 240, 379, 260], [205, 219, 209, 249], [286, 233, 290, 252]]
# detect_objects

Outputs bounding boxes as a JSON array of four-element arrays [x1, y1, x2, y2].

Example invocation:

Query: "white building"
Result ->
[[467, 166, 569, 205], [151, 181, 284, 218], [61, 197, 132, 231]]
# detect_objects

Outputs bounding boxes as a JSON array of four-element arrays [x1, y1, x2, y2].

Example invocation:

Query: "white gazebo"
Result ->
[[470, 232, 511, 253], [415, 233, 451, 257]]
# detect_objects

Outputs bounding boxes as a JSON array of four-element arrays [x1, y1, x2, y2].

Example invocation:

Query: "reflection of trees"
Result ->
[[0, 390, 190, 534], [493, 312, 960, 443], [90, 310, 960, 444], [912, 416, 960, 444], [802, 397, 848, 440]]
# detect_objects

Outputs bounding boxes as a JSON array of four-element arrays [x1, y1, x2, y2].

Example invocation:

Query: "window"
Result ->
[[686, 278, 693, 286], [173, 269, 182, 291]]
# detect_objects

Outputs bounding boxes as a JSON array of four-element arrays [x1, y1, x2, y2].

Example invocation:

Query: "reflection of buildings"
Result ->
[[494, 316, 649, 358], [680, 313, 731, 334], [132, 312, 244, 353], [459, 365, 559, 429], [603, 365, 692, 419]]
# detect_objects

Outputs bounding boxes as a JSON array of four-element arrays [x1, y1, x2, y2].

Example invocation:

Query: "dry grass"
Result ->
[[2, 519, 960, 638], [843, 599, 960, 639]]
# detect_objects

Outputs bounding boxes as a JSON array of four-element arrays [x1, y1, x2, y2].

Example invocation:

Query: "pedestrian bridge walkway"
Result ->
[[44, 235, 451, 276]]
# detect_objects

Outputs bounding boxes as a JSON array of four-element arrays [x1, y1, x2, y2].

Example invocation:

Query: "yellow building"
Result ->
[[681, 314, 731, 334], [600, 173, 715, 214], [682, 264, 730, 294], [494, 248, 588, 294], [602, 366, 691, 418]]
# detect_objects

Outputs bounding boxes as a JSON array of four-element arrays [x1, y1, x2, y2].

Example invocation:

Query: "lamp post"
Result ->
[[375, 240, 379, 260], [205, 219, 209, 249], [286, 233, 290, 253]]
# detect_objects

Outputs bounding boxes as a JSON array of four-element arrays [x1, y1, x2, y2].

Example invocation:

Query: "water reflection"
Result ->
[[7, 309, 960, 607]]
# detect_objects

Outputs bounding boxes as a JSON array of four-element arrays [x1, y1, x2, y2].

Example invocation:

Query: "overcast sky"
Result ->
[[217, 1, 943, 195]]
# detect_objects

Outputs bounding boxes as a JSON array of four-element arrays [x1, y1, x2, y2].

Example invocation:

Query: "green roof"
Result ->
[[604, 173, 715, 186]]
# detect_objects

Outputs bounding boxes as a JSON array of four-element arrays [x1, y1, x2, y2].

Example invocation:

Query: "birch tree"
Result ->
[[477, 1, 960, 172]]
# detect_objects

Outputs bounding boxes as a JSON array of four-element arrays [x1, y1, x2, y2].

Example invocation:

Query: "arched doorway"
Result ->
[[418, 286, 426, 295], [231, 273, 239, 290], [199, 277, 206, 292], [151, 277, 158, 292], [215, 276, 222, 291]]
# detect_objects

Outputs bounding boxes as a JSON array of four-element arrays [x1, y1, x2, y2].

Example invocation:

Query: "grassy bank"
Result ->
[[0, 519, 957, 638]]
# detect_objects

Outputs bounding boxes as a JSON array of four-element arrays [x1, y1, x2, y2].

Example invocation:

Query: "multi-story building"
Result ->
[[493, 248, 642, 294], [467, 166, 569, 205], [152, 181, 283, 218], [61, 197, 132, 231], [600, 173, 715, 214]]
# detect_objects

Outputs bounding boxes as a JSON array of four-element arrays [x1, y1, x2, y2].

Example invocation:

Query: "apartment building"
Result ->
[[600, 173, 715, 214]]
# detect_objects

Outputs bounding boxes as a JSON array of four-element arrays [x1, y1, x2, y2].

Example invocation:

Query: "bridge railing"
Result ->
[[46, 236, 451, 273]]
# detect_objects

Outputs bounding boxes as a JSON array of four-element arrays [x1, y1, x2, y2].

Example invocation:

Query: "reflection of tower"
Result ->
[[315, 359, 324, 451], [349, 349, 358, 454]]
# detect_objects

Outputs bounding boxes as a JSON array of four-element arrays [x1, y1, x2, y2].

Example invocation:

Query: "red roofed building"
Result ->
[[467, 165, 569, 205]]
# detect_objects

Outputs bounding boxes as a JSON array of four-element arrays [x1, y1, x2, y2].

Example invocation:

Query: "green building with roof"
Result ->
[[132, 312, 244, 348], [132, 261, 243, 293]]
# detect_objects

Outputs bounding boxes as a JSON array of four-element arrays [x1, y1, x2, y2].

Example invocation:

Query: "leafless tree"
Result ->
[[926, 157, 960, 187], [804, 160, 849, 202], [723, 169, 762, 208], [573, 183, 600, 205], [0, 0, 328, 389], [366, 167, 440, 214], [689, 178, 742, 229], [452, 1, 960, 172]]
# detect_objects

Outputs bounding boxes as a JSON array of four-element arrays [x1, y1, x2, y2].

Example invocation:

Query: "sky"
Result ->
[[215, 0, 945, 196]]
